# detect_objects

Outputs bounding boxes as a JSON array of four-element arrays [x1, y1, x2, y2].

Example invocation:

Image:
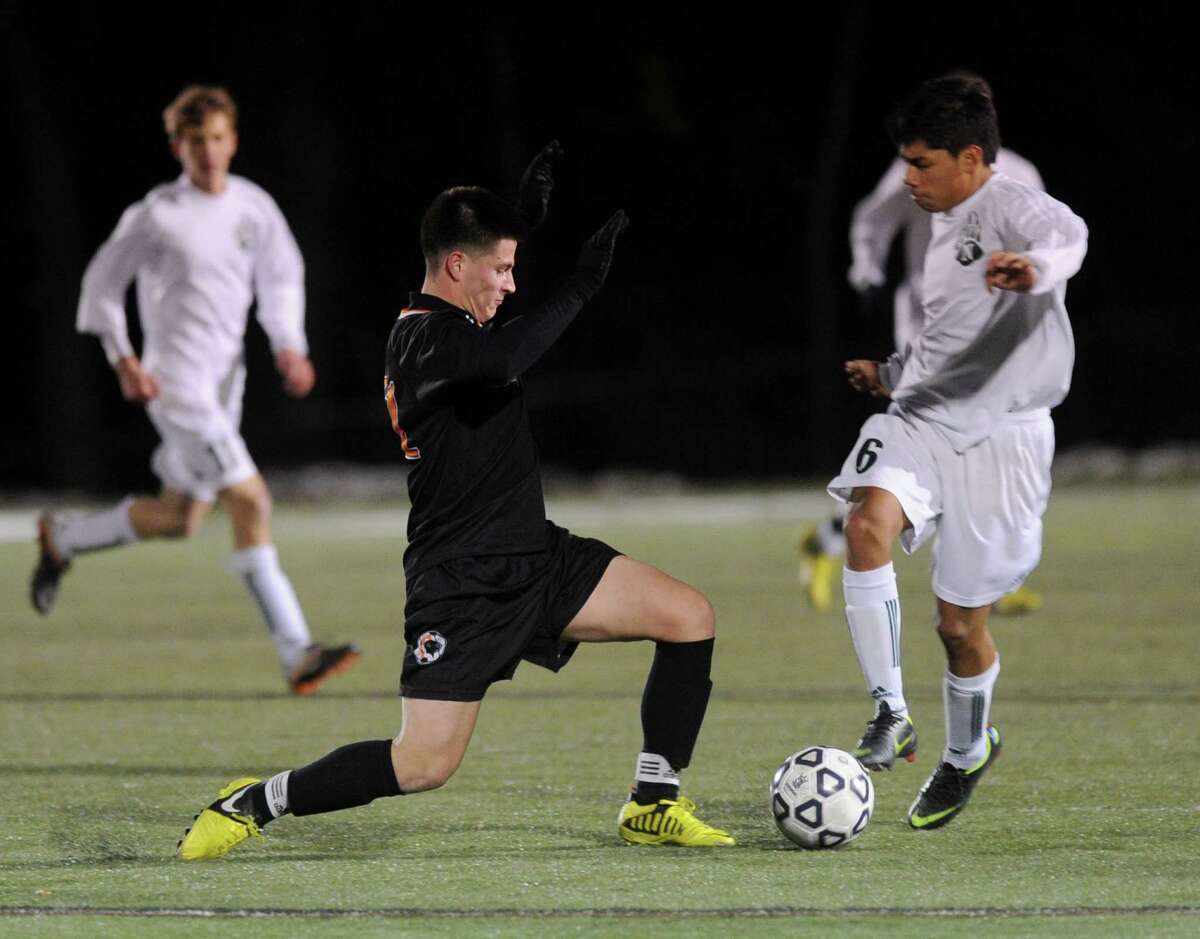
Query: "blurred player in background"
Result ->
[[177, 146, 734, 861], [827, 73, 1086, 828], [30, 85, 359, 695], [801, 73, 1045, 617]]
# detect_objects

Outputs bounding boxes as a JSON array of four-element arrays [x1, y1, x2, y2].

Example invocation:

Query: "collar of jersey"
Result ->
[[404, 292, 477, 326]]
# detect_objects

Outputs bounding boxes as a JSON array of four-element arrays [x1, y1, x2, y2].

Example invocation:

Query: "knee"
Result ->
[[669, 589, 715, 643], [390, 742, 460, 794], [162, 504, 204, 539], [226, 484, 272, 523], [843, 508, 895, 562], [935, 611, 972, 656]]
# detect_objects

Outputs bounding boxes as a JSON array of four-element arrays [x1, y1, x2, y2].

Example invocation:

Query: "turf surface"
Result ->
[[2, 483, 1198, 937]]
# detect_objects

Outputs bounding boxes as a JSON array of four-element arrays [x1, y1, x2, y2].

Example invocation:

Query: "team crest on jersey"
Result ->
[[955, 211, 984, 265], [235, 216, 258, 252], [413, 630, 447, 665]]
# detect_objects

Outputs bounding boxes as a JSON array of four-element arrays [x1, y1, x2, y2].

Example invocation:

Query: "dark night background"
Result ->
[[5, 4, 1197, 493]]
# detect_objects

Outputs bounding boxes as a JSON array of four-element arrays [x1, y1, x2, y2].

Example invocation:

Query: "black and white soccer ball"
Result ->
[[770, 745, 874, 849]]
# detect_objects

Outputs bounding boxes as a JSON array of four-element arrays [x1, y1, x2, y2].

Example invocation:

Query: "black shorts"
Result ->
[[399, 523, 620, 701]]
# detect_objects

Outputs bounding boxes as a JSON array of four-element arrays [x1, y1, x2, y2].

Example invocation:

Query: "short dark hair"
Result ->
[[163, 85, 237, 140], [420, 186, 528, 268], [888, 73, 1000, 164]]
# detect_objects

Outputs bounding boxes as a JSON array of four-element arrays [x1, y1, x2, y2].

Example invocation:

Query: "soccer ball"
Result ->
[[770, 745, 874, 849]]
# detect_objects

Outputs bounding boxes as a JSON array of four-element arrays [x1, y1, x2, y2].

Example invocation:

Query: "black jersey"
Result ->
[[384, 294, 552, 576], [382, 219, 614, 574]]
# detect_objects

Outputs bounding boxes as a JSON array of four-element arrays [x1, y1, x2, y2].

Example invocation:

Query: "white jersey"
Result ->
[[879, 172, 1087, 453], [76, 174, 307, 404], [848, 148, 1044, 301]]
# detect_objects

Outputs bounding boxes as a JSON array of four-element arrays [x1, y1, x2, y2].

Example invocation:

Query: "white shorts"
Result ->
[[145, 363, 258, 503], [828, 409, 1055, 607]]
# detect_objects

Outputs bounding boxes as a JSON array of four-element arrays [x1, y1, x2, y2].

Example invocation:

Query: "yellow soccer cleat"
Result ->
[[177, 777, 263, 860], [798, 528, 839, 613], [993, 586, 1044, 616], [618, 795, 735, 847]]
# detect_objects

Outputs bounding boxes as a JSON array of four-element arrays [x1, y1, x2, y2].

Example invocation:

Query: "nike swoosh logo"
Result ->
[[910, 805, 958, 827], [220, 787, 250, 816]]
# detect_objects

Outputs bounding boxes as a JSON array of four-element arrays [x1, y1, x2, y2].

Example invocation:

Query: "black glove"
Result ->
[[576, 210, 630, 285], [517, 140, 564, 230]]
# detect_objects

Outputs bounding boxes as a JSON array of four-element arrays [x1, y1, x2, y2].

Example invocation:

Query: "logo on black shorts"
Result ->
[[413, 630, 447, 665]]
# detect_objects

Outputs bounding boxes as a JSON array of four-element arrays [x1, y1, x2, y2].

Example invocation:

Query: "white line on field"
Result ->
[[0, 491, 837, 544]]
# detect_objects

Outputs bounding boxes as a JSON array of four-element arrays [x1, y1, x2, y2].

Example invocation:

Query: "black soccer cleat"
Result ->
[[288, 643, 362, 695], [853, 701, 918, 771], [30, 514, 71, 615], [907, 725, 1001, 830]]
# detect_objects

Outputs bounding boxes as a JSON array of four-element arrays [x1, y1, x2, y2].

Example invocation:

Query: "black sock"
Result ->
[[283, 739, 402, 818], [632, 781, 679, 804], [636, 637, 714, 802]]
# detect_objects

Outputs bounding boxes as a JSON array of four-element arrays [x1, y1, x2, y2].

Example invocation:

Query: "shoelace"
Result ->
[[922, 762, 966, 802], [861, 710, 903, 745]]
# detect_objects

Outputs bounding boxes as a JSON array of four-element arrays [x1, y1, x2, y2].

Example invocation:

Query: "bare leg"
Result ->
[[222, 474, 272, 549], [565, 555, 719, 805], [843, 486, 906, 571], [128, 488, 212, 539], [561, 556, 714, 644], [935, 599, 996, 678], [841, 487, 914, 767], [390, 698, 482, 792], [935, 598, 1000, 768], [222, 474, 313, 675]]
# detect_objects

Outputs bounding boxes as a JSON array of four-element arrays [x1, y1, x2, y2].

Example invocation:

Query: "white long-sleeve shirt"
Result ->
[[848, 148, 1044, 305], [76, 174, 307, 401], [879, 172, 1088, 452]]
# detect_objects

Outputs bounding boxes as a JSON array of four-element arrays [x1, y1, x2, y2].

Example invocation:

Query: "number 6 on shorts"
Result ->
[[856, 438, 883, 473]]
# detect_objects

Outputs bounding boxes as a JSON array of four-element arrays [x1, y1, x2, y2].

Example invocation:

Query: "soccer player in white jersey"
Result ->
[[801, 74, 1046, 617], [826, 74, 1086, 828], [30, 86, 359, 695]]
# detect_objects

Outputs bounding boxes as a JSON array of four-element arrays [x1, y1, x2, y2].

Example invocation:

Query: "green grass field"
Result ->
[[2, 483, 1198, 937]]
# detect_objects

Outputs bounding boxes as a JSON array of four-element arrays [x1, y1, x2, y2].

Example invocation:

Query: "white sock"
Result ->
[[229, 545, 312, 672], [265, 770, 291, 818], [843, 563, 906, 715], [634, 751, 680, 787], [816, 515, 847, 556], [943, 657, 1000, 769], [54, 497, 138, 559]]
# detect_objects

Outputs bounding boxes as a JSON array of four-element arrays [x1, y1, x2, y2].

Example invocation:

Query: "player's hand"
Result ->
[[845, 359, 889, 398], [276, 349, 316, 397], [985, 252, 1037, 292], [846, 261, 885, 294], [517, 140, 564, 231], [577, 210, 630, 283], [114, 356, 161, 403]]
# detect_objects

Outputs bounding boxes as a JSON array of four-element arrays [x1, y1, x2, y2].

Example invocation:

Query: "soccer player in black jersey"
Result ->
[[178, 144, 734, 858]]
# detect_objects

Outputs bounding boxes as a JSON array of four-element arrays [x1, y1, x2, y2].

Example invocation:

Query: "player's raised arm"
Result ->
[[476, 210, 629, 383], [516, 140, 564, 232]]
